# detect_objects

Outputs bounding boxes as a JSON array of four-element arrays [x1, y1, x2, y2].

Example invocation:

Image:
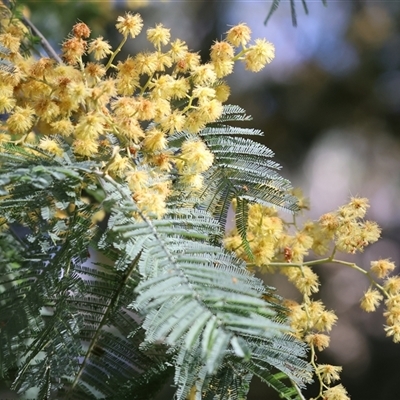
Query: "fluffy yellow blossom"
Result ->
[[284, 266, 320, 296], [154, 52, 173, 72], [384, 306, 400, 326], [169, 38, 188, 61], [385, 294, 400, 309], [6, 106, 35, 134], [135, 52, 160, 76], [62, 37, 87, 64], [210, 40, 234, 62], [316, 364, 342, 385], [106, 153, 130, 177], [88, 37, 112, 60], [134, 190, 167, 219], [147, 23, 171, 49], [384, 276, 400, 295], [29, 57, 56, 78], [244, 39, 275, 72], [126, 169, 149, 193], [179, 173, 204, 191], [191, 64, 217, 86], [38, 138, 64, 157], [0, 92, 15, 113], [160, 111, 186, 134], [305, 333, 330, 351], [33, 98, 60, 123], [196, 99, 223, 124], [0, 132, 11, 143], [115, 117, 144, 142], [215, 83, 231, 102], [0, 32, 20, 52], [361, 288, 383, 312], [177, 139, 214, 174], [143, 128, 167, 152], [72, 138, 98, 157], [370, 259, 396, 279], [116, 12, 143, 38], [132, 96, 154, 120], [319, 211, 339, 229], [384, 323, 400, 343], [85, 62, 106, 82], [212, 59, 234, 78], [72, 22, 91, 39], [50, 119, 74, 137], [361, 220, 381, 243], [340, 197, 369, 219], [192, 86, 216, 103], [252, 237, 275, 265], [322, 384, 350, 400], [75, 112, 105, 140], [226, 23, 251, 47], [174, 52, 201, 73]]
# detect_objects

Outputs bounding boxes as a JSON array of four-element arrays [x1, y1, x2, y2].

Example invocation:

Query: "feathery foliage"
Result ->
[[0, 102, 311, 399], [264, 0, 328, 26]]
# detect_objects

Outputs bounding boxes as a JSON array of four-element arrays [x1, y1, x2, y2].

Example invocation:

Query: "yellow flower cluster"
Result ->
[[0, 8, 274, 218], [224, 193, 397, 398]]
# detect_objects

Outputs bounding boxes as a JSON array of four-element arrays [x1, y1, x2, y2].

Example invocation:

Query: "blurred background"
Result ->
[[10, 0, 400, 398]]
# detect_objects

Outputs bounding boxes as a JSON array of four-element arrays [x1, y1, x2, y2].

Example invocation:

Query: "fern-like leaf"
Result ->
[[264, 0, 328, 26]]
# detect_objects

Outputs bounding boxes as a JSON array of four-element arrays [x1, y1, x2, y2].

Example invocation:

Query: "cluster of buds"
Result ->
[[0, 8, 275, 218]]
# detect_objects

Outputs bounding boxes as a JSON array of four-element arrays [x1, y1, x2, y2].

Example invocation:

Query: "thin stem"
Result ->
[[105, 36, 127, 71]]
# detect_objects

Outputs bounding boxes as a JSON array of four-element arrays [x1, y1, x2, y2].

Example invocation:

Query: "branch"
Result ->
[[21, 15, 63, 63]]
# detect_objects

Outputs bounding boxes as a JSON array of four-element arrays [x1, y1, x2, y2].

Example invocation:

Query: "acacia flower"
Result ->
[[72, 138, 98, 157], [169, 38, 188, 61], [384, 276, 400, 295], [197, 99, 223, 123], [126, 170, 149, 193], [160, 110, 186, 134], [316, 364, 342, 385], [212, 59, 234, 78], [384, 323, 400, 343], [106, 153, 130, 177], [147, 23, 171, 49], [116, 12, 143, 39], [88, 37, 112, 60], [226, 23, 251, 47], [210, 40, 234, 62], [305, 333, 330, 351], [0, 91, 15, 113], [179, 173, 204, 191], [6, 106, 35, 134], [178, 139, 214, 174], [191, 64, 217, 85], [50, 119, 74, 137], [322, 384, 350, 400], [72, 22, 91, 38], [370, 259, 396, 279], [143, 128, 167, 152], [360, 288, 383, 312], [39, 138, 64, 157], [215, 83, 231, 102], [62, 37, 87, 64], [135, 52, 158, 75], [0, 32, 20, 52], [244, 38, 275, 72]]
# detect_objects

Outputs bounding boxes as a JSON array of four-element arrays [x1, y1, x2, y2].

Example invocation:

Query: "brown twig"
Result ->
[[21, 15, 63, 63]]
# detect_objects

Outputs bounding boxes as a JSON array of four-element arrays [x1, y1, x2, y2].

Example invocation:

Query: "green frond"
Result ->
[[0, 99, 309, 399], [264, 0, 328, 26], [99, 174, 309, 398]]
